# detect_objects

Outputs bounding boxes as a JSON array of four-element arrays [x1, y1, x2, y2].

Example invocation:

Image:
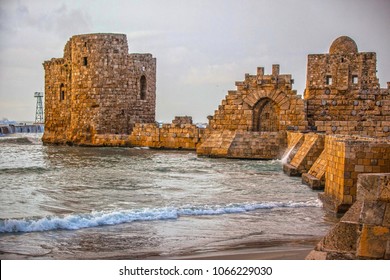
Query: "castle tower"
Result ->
[[304, 36, 389, 136], [42, 33, 156, 145]]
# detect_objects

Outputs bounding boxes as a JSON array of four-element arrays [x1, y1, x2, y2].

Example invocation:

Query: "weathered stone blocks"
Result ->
[[305, 36, 390, 138], [43, 33, 156, 146], [317, 136, 390, 213], [307, 173, 390, 260], [128, 118, 203, 150], [283, 133, 325, 176]]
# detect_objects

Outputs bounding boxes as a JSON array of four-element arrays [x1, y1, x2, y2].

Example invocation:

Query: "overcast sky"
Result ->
[[0, 0, 389, 123]]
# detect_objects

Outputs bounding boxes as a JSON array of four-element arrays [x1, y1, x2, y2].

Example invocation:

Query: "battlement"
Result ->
[[235, 64, 294, 92]]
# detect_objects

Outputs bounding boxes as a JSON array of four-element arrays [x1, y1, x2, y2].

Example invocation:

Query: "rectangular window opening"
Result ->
[[83, 57, 88, 66], [352, 75, 358, 84], [326, 75, 333, 85]]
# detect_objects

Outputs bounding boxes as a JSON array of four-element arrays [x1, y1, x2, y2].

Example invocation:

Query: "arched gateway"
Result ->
[[253, 98, 280, 132]]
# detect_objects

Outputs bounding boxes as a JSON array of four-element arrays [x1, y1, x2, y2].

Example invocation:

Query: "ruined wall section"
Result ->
[[128, 117, 203, 150], [305, 36, 390, 137], [42, 56, 71, 144], [127, 53, 156, 127], [284, 133, 325, 176], [319, 135, 390, 213], [306, 173, 390, 260], [207, 65, 307, 133]]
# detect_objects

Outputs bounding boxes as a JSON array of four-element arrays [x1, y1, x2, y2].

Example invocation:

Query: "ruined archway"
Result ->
[[253, 98, 280, 132]]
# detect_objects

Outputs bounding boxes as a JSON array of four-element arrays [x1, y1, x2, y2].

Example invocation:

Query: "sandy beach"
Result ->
[[148, 239, 320, 260], [0, 238, 320, 260]]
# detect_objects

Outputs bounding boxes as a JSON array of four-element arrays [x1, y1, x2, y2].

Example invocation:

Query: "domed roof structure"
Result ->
[[329, 36, 358, 55]]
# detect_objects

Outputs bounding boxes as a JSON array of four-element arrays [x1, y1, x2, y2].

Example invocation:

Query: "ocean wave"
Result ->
[[0, 136, 41, 145], [0, 166, 48, 175], [0, 200, 322, 233]]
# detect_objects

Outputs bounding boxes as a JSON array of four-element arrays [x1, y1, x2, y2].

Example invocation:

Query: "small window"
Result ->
[[140, 75, 147, 100], [83, 57, 88, 66], [60, 83, 65, 101], [352, 75, 358, 84], [326, 75, 333, 85]]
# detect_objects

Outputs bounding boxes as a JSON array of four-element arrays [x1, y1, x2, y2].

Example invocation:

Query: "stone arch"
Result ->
[[253, 98, 280, 132], [243, 89, 289, 109]]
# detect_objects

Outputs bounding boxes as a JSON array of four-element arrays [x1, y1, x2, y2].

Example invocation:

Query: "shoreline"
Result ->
[[152, 246, 314, 260], [148, 239, 320, 260], [1, 238, 321, 260]]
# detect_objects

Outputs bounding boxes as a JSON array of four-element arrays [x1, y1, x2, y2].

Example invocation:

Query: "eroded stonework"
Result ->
[[305, 36, 389, 137], [43, 33, 156, 145]]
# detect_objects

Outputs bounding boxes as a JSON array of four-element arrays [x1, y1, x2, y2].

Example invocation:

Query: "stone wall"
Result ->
[[228, 131, 287, 159], [305, 36, 390, 138], [306, 173, 390, 260], [283, 133, 325, 176], [302, 149, 327, 189], [42, 33, 156, 145], [319, 135, 390, 213], [197, 130, 287, 159], [207, 65, 307, 133], [282, 132, 304, 164], [128, 117, 204, 150], [198, 65, 307, 158], [195, 130, 236, 157], [172, 116, 193, 125]]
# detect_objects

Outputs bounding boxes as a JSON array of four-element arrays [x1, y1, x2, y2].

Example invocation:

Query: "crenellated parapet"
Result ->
[[207, 64, 307, 133]]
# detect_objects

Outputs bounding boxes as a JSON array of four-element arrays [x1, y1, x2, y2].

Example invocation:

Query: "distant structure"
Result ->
[[42, 33, 156, 145], [34, 92, 44, 124]]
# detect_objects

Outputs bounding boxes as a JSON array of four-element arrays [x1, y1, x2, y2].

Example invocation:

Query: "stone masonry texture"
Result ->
[[306, 173, 390, 260], [305, 36, 390, 137], [43, 33, 156, 145]]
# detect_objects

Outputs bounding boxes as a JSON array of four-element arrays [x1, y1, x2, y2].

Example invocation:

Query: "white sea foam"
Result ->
[[0, 200, 322, 233]]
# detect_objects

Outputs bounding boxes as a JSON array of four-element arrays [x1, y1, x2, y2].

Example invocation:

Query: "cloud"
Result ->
[[182, 63, 239, 86], [0, 0, 389, 122], [0, 1, 91, 39], [42, 4, 91, 37]]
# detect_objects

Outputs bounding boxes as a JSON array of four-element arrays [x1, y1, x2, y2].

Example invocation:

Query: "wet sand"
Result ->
[[148, 239, 319, 260], [0, 238, 320, 260], [168, 247, 312, 260]]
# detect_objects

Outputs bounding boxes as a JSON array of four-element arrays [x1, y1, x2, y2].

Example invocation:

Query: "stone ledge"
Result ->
[[302, 173, 324, 190], [307, 173, 390, 260], [283, 163, 300, 176]]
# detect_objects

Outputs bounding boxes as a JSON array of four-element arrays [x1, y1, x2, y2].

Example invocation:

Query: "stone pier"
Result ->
[[283, 133, 325, 176], [306, 173, 390, 260], [319, 136, 390, 213]]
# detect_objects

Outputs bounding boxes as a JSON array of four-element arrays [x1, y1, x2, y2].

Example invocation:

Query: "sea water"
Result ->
[[0, 133, 334, 259]]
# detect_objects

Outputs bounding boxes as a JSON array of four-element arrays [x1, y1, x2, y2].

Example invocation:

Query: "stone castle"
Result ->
[[43, 34, 389, 147], [43, 33, 156, 145], [43, 34, 390, 259]]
